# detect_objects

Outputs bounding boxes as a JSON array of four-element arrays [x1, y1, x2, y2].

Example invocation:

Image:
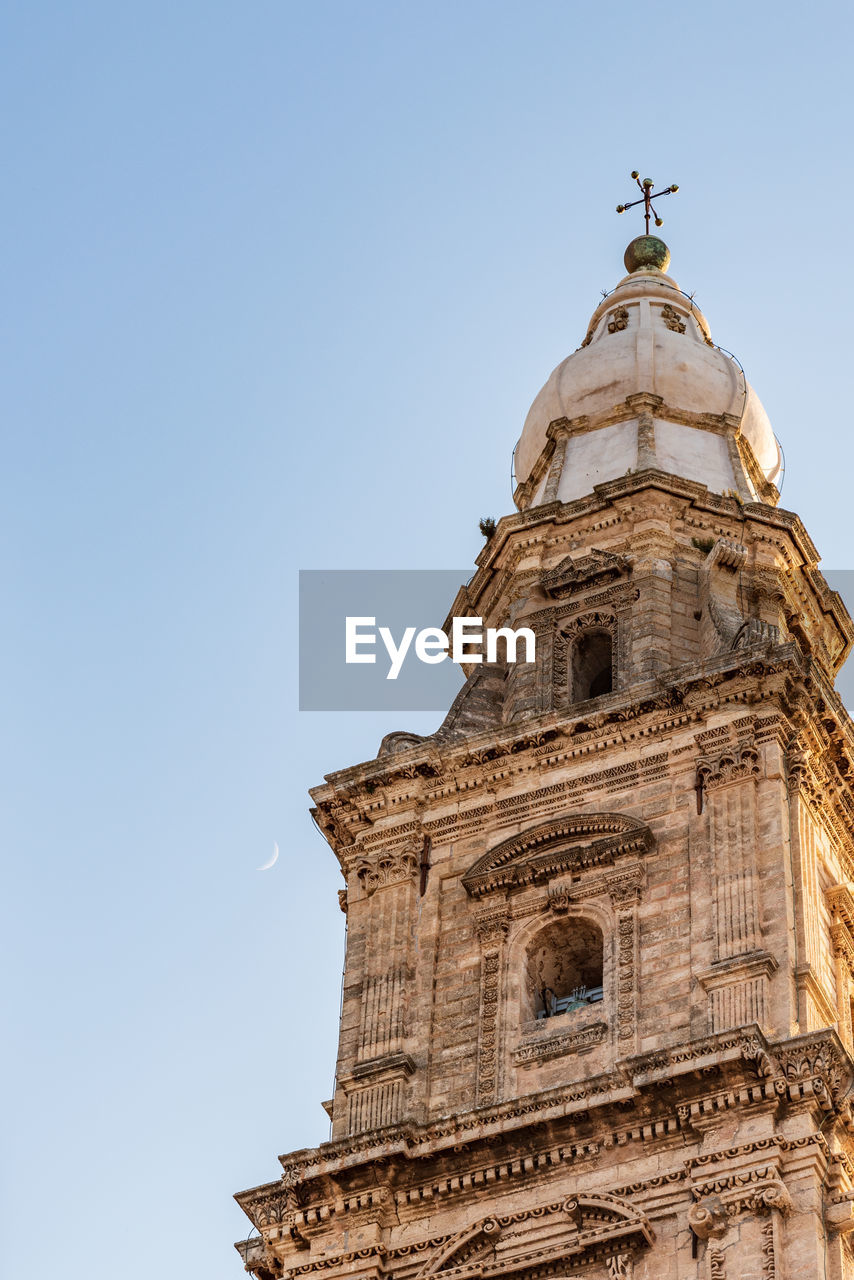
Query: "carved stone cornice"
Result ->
[[311, 645, 817, 857]]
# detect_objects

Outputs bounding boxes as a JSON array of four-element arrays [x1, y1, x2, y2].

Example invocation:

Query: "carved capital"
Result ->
[[474, 906, 510, 947], [355, 844, 419, 896], [697, 740, 759, 792]]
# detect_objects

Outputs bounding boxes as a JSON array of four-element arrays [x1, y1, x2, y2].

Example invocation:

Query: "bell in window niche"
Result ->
[[525, 918, 604, 1022], [513, 916, 610, 1078]]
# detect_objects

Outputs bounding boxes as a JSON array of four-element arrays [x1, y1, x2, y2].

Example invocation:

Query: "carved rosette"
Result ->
[[616, 910, 637, 1046], [474, 908, 509, 1106]]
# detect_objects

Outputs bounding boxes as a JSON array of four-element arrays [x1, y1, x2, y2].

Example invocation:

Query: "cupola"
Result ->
[[513, 235, 783, 510]]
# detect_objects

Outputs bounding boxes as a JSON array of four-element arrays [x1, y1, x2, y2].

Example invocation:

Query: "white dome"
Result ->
[[514, 259, 782, 509]]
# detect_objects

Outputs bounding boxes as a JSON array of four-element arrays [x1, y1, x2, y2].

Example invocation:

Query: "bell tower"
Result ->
[[236, 232, 854, 1279]]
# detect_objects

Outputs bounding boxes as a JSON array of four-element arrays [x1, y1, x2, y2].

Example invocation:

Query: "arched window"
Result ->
[[523, 918, 604, 1021], [572, 628, 613, 701]]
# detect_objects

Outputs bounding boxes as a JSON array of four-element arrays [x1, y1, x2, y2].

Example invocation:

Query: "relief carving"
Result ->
[[355, 844, 419, 895], [607, 306, 629, 333], [617, 911, 637, 1045], [474, 908, 509, 1106], [513, 1020, 607, 1065], [761, 1218, 776, 1277], [606, 1254, 633, 1279], [661, 303, 686, 333], [709, 1249, 726, 1279]]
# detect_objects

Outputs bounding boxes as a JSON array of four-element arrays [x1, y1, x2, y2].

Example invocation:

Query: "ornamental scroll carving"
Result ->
[[709, 1250, 726, 1280], [762, 1218, 776, 1277], [616, 911, 637, 1045], [689, 1175, 793, 1236]]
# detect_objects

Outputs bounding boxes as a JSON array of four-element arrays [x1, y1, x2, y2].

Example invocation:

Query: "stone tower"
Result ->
[[236, 234, 854, 1279]]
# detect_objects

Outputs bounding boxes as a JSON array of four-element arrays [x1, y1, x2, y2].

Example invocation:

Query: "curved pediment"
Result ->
[[416, 1196, 654, 1279], [463, 813, 653, 899]]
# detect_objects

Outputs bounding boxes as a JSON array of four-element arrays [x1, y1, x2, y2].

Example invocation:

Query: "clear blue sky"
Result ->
[[3, 3, 853, 1276]]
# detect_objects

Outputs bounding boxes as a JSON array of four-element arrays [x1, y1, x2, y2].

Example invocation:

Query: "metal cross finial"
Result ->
[[616, 172, 679, 235]]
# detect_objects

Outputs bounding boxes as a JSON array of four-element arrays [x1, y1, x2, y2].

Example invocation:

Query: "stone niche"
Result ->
[[463, 813, 651, 1106]]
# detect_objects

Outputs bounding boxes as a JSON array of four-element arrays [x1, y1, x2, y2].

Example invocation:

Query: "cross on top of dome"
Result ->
[[616, 172, 679, 235]]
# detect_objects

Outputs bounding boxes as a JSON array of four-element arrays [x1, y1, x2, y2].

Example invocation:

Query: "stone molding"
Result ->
[[511, 404, 779, 512], [463, 814, 654, 900], [513, 1020, 608, 1066], [337, 1052, 416, 1136]]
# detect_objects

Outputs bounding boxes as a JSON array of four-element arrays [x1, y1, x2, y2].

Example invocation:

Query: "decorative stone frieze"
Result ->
[[513, 1020, 607, 1066]]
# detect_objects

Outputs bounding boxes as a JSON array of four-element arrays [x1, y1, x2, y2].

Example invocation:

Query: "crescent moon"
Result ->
[[257, 841, 279, 872]]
